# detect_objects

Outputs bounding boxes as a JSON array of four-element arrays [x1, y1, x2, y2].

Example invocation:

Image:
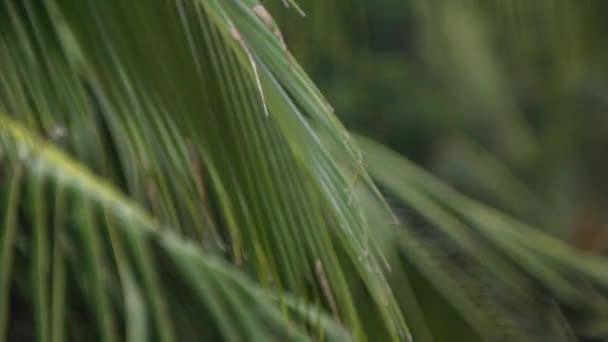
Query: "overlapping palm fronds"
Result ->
[[0, 115, 348, 341], [357, 136, 608, 341], [0, 0, 406, 340], [2, 0, 608, 341]]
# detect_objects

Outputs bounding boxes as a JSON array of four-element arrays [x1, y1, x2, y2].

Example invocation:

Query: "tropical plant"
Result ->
[[1, 0, 608, 341], [282, 0, 608, 239]]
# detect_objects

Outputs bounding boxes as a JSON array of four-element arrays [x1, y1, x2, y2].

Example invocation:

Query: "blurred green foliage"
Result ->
[[4, 1, 608, 341], [270, 0, 608, 243]]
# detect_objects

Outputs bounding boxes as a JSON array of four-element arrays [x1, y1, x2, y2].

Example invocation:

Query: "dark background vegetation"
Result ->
[[270, 0, 608, 249]]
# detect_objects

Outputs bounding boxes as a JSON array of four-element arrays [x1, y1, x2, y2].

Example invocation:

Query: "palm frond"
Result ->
[[0, 114, 351, 341], [4, 0, 608, 341], [357, 135, 608, 341], [0, 0, 408, 340]]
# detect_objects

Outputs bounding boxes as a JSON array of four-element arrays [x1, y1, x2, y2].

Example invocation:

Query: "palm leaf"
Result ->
[[0, 114, 352, 341], [357, 135, 608, 341], [0, 0, 407, 340]]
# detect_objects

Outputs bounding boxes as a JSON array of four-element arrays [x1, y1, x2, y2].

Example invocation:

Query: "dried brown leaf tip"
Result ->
[[315, 259, 341, 324], [228, 20, 269, 116], [252, 4, 298, 72], [280, 0, 306, 17], [252, 4, 286, 50]]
